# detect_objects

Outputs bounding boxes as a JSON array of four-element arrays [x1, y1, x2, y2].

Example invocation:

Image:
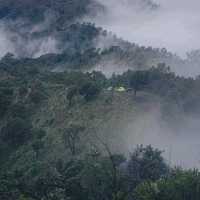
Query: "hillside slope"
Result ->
[[1, 64, 199, 172]]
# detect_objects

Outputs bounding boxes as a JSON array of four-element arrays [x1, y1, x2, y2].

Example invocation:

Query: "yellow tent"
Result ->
[[115, 87, 126, 92]]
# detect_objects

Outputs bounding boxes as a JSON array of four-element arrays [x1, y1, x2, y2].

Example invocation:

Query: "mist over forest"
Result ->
[[1, 1, 200, 200]]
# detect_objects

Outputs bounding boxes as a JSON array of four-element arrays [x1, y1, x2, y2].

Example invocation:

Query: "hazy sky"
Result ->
[[89, 0, 200, 57], [1, 0, 200, 58]]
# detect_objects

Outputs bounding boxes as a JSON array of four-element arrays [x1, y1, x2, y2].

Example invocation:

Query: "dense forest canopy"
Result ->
[[1, 0, 200, 200]]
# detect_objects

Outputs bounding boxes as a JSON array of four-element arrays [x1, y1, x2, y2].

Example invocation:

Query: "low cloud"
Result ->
[[87, 0, 200, 58], [0, 11, 60, 58]]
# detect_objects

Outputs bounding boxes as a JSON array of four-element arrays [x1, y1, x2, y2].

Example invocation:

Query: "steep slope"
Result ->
[[1, 64, 200, 173]]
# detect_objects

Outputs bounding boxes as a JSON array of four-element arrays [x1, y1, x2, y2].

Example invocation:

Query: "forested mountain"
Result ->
[[0, 0, 198, 76], [1, 1, 200, 200]]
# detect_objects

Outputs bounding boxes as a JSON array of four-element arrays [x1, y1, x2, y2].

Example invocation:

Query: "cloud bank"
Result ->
[[88, 0, 200, 57], [0, 10, 60, 58]]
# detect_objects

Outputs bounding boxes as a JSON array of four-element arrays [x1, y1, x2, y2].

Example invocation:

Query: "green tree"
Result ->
[[63, 124, 85, 155], [129, 71, 148, 96], [135, 169, 200, 200], [0, 88, 13, 117], [67, 86, 78, 106], [1, 118, 32, 147], [79, 81, 101, 101], [126, 145, 168, 189]]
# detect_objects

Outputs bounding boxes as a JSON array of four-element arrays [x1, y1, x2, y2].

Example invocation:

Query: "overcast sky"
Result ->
[[89, 0, 200, 57]]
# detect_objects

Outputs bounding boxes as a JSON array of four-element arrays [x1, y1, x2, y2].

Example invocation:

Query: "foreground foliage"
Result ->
[[0, 61, 200, 199]]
